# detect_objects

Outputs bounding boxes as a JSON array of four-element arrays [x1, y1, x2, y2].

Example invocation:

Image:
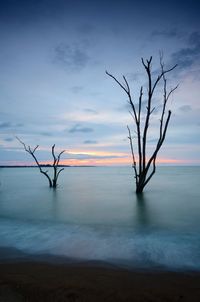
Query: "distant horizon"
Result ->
[[1, 151, 200, 167], [1, 163, 200, 168]]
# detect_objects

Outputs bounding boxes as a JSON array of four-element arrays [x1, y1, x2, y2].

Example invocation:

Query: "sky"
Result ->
[[0, 0, 200, 166]]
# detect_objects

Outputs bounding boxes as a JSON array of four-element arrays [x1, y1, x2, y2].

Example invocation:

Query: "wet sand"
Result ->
[[0, 260, 200, 301]]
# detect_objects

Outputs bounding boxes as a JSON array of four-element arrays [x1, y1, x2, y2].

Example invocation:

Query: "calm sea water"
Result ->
[[0, 166, 200, 271]]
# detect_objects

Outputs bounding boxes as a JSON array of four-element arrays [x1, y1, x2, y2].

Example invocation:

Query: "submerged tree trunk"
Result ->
[[106, 55, 178, 194], [16, 137, 65, 188], [51, 144, 65, 188], [136, 175, 145, 194]]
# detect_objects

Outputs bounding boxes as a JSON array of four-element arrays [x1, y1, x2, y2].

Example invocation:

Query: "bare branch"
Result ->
[[16, 138, 65, 188], [127, 125, 138, 185], [127, 126, 136, 166], [123, 75, 131, 94], [106, 71, 138, 123], [16, 136, 29, 152], [146, 110, 171, 173], [142, 56, 153, 170], [57, 150, 65, 165], [138, 86, 143, 124], [106, 71, 128, 94], [141, 56, 152, 70], [143, 157, 156, 187], [107, 56, 177, 193], [166, 84, 179, 101], [33, 145, 39, 153], [56, 168, 64, 182], [129, 110, 135, 121], [16, 137, 53, 187], [150, 107, 155, 115], [52, 144, 57, 166], [151, 65, 178, 96]]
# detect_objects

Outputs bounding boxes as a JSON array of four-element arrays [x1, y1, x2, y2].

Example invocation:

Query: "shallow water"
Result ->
[[0, 166, 200, 270]]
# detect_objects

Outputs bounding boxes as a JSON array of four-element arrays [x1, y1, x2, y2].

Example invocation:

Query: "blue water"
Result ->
[[0, 166, 200, 271]]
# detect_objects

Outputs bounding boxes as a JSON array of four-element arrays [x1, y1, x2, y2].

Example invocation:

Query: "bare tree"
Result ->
[[16, 137, 65, 188], [106, 56, 178, 194]]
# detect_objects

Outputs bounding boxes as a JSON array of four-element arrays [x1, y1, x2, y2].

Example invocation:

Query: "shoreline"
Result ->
[[1, 261, 200, 301], [1, 246, 199, 273], [1, 247, 200, 302]]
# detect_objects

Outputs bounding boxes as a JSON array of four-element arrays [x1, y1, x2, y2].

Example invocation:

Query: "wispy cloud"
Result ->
[[84, 108, 98, 114], [69, 124, 94, 133], [66, 153, 123, 160], [70, 86, 84, 94], [0, 122, 24, 129], [179, 105, 192, 112], [40, 132, 53, 137], [151, 28, 181, 38], [83, 140, 97, 144], [170, 31, 200, 70], [62, 109, 129, 125], [0, 122, 12, 128], [3, 137, 14, 142], [54, 42, 90, 71]]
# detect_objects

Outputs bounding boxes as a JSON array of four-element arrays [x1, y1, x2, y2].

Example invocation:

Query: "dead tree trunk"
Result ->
[[106, 55, 178, 194], [51, 144, 65, 188], [16, 137, 65, 188]]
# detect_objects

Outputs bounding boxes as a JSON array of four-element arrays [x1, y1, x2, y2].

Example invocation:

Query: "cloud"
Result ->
[[66, 153, 125, 160], [70, 86, 84, 94], [170, 31, 200, 69], [0, 122, 24, 129], [62, 108, 130, 125], [54, 42, 90, 70], [4, 137, 14, 142], [84, 108, 98, 114], [188, 31, 200, 46], [179, 105, 192, 112], [0, 122, 12, 128], [151, 28, 180, 38], [40, 132, 53, 137], [69, 124, 93, 133], [83, 140, 97, 144]]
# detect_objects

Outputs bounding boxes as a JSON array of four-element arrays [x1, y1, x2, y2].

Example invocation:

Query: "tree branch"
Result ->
[[107, 55, 178, 193], [127, 125, 138, 184], [106, 71, 129, 94], [142, 56, 153, 170], [106, 70, 138, 123], [57, 150, 65, 165], [16, 137, 53, 187], [56, 168, 64, 182]]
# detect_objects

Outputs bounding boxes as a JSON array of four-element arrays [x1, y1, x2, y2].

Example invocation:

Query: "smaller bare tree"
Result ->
[[106, 55, 178, 194], [16, 137, 65, 188]]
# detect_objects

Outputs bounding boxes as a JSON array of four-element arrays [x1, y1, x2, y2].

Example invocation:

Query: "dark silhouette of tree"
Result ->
[[16, 137, 65, 188], [106, 55, 178, 194]]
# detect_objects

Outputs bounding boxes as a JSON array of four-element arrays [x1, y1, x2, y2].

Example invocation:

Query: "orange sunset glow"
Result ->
[[38, 150, 189, 166]]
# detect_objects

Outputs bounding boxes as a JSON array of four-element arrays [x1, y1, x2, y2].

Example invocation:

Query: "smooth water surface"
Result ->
[[0, 166, 200, 270]]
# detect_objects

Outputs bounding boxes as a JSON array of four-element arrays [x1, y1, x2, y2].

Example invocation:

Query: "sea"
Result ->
[[0, 166, 200, 271]]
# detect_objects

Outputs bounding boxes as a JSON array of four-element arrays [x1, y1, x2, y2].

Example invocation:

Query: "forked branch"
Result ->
[[106, 56, 178, 194], [16, 137, 65, 188]]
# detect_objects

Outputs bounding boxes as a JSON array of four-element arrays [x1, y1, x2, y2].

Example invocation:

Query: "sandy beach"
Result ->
[[0, 260, 200, 302]]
